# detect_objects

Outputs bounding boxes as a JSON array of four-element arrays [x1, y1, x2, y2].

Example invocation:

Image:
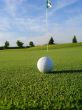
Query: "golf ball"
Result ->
[[37, 56, 53, 73]]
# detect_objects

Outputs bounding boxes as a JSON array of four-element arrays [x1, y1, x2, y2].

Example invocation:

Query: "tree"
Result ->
[[48, 37, 54, 45], [29, 41, 35, 47], [72, 35, 77, 43], [16, 40, 24, 48], [4, 41, 9, 48]]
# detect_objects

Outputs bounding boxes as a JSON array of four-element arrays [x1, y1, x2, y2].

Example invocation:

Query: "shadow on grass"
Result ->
[[49, 69, 82, 74]]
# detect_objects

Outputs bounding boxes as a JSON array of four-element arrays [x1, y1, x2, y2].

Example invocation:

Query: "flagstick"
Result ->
[[46, 6, 49, 52]]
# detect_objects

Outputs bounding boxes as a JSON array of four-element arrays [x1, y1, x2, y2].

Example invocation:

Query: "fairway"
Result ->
[[0, 46, 82, 109]]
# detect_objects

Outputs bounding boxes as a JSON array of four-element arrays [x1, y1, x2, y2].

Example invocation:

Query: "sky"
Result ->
[[0, 0, 82, 46]]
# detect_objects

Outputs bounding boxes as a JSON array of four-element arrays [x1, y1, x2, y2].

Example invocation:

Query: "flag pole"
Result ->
[[46, 0, 48, 52], [46, 0, 52, 52], [46, 5, 49, 52]]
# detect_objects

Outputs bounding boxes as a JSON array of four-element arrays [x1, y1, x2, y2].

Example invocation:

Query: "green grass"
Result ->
[[29, 42, 82, 50], [0, 44, 82, 109]]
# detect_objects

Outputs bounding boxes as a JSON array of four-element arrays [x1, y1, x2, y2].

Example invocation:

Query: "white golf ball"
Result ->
[[37, 56, 53, 73]]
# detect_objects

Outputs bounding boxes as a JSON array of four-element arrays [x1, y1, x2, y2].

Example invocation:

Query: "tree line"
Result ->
[[4, 40, 35, 49], [0, 40, 35, 50], [0, 35, 78, 50], [48, 35, 78, 45]]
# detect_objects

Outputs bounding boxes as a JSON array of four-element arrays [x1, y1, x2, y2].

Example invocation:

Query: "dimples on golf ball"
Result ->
[[37, 56, 53, 73]]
